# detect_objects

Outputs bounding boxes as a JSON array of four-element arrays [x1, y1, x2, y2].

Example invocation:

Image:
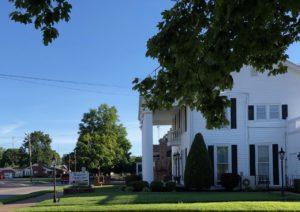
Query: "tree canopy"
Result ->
[[75, 104, 131, 173], [8, 0, 72, 45], [22, 131, 60, 166], [133, 0, 300, 128], [0, 148, 22, 168]]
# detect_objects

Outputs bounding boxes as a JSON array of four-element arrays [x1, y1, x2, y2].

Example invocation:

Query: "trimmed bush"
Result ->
[[165, 181, 176, 192], [220, 173, 240, 191], [129, 180, 149, 192], [184, 133, 212, 190], [150, 181, 164, 192], [125, 174, 142, 185], [294, 179, 300, 192]]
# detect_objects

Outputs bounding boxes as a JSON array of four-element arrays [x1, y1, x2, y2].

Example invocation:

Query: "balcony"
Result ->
[[167, 128, 182, 146]]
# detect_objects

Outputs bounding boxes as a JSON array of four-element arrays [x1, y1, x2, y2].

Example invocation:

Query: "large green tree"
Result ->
[[0, 148, 22, 168], [133, 0, 300, 128], [75, 104, 131, 174], [22, 131, 59, 166], [7, 0, 72, 45]]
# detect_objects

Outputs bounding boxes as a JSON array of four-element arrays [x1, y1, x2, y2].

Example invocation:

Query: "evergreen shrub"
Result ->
[[125, 174, 142, 185], [220, 173, 240, 190], [165, 181, 176, 192], [184, 133, 212, 190], [294, 179, 300, 192], [150, 181, 164, 192]]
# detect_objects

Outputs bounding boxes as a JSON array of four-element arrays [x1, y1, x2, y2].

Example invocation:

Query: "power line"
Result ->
[[0, 76, 134, 96], [0, 73, 130, 89]]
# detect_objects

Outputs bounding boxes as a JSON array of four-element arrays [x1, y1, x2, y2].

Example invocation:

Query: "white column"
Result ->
[[142, 111, 153, 183]]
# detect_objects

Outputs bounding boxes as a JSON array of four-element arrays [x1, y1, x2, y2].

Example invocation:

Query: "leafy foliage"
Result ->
[[0, 148, 23, 168], [125, 174, 142, 185], [150, 181, 164, 192], [133, 0, 300, 128], [165, 181, 176, 192], [220, 173, 241, 191], [75, 104, 131, 173], [184, 133, 212, 190], [22, 131, 60, 166], [8, 0, 72, 45], [128, 180, 149, 192]]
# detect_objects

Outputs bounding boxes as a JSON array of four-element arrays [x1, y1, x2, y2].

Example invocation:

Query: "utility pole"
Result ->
[[74, 150, 77, 172], [28, 134, 33, 183], [12, 136, 15, 149]]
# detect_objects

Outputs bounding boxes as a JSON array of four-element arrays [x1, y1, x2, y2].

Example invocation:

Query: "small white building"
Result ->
[[139, 61, 300, 187]]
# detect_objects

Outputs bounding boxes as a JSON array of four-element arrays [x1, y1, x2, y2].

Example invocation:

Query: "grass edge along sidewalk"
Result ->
[[0, 190, 51, 205]]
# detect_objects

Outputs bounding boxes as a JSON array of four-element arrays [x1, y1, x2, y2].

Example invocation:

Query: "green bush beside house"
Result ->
[[184, 133, 213, 190]]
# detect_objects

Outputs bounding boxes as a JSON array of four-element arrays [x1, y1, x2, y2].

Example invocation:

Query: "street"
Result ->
[[0, 180, 57, 199]]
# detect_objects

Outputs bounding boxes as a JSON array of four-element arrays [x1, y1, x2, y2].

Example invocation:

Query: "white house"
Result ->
[[138, 61, 300, 188]]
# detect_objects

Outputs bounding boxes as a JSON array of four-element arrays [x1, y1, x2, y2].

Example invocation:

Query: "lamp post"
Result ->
[[51, 155, 57, 203], [278, 147, 285, 197]]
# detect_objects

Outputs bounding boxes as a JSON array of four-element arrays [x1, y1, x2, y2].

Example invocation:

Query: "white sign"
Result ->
[[69, 171, 89, 186]]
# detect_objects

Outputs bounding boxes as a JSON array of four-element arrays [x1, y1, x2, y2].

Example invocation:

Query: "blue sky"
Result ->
[[0, 1, 299, 158]]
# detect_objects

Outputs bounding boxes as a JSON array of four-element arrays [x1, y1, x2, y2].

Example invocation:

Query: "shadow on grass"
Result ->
[[49, 185, 300, 207]]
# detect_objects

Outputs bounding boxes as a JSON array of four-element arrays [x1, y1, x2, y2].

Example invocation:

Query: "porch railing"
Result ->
[[167, 128, 182, 146]]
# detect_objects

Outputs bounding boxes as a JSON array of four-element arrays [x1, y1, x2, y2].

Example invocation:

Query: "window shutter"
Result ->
[[249, 145, 256, 176], [282, 104, 288, 120], [231, 145, 238, 174], [272, 144, 279, 185], [184, 107, 187, 132], [230, 98, 237, 129], [208, 145, 214, 185], [248, 105, 254, 120]]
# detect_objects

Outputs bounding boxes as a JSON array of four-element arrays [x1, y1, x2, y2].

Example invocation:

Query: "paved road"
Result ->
[[0, 180, 58, 198]]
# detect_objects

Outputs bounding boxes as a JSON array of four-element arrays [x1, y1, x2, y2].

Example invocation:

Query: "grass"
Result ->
[[16, 185, 300, 211], [16, 202, 300, 211], [0, 190, 51, 205]]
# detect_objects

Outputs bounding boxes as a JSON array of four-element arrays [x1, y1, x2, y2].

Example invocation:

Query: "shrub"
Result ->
[[294, 179, 300, 192], [142, 187, 150, 192], [124, 186, 133, 192], [150, 181, 164, 192], [220, 173, 240, 191], [165, 181, 176, 192], [130, 180, 149, 192], [125, 174, 142, 185], [184, 133, 213, 190]]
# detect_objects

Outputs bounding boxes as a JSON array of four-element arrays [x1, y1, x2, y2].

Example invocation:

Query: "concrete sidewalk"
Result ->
[[0, 192, 62, 212]]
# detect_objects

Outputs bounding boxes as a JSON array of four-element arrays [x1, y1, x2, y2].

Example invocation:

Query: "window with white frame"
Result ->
[[269, 105, 280, 119], [257, 145, 270, 181], [255, 104, 281, 120], [217, 146, 229, 183], [256, 105, 267, 120]]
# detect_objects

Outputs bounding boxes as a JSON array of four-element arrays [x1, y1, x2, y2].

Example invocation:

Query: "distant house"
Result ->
[[139, 61, 300, 188], [23, 163, 68, 178], [0, 168, 15, 179]]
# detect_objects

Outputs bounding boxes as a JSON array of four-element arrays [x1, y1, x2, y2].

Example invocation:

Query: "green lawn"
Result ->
[[17, 186, 300, 211]]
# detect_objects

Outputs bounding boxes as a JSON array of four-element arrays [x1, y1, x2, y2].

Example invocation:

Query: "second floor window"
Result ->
[[255, 104, 280, 120], [269, 105, 280, 119], [256, 105, 267, 120]]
